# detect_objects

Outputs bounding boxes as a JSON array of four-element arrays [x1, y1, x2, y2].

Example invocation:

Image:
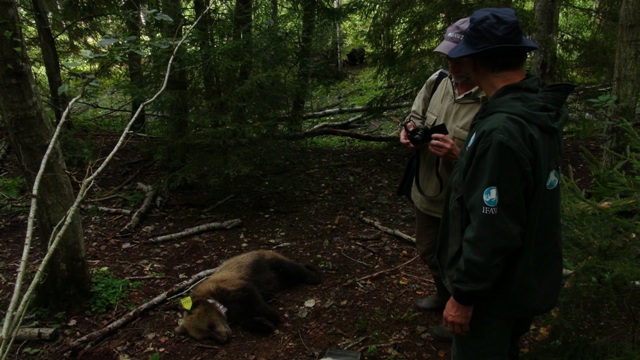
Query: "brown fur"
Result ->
[[177, 250, 321, 342]]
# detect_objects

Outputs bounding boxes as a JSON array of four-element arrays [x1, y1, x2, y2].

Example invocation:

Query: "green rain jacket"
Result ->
[[437, 75, 575, 317]]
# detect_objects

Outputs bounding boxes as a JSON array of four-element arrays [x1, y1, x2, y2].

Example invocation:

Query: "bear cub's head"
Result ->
[[176, 298, 231, 343]]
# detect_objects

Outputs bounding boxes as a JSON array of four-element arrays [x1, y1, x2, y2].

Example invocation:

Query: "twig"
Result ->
[[203, 195, 235, 213], [341, 336, 368, 350], [145, 219, 243, 243], [358, 216, 415, 244], [343, 255, 419, 286], [60, 268, 217, 356], [88, 170, 140, 202], [357, 340, 402, 353], [340, 251, 374, 268]]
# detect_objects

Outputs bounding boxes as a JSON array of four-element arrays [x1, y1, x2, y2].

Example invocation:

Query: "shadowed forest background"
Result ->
[[0, 0, 639, 359]]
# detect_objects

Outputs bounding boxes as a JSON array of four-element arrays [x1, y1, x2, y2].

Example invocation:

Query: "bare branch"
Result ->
[[145, 219, 243, 243], [60, 268, 217, 356]]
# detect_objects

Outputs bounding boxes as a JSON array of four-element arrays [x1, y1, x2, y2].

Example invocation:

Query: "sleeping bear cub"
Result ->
[[177, 250, 321, 343]]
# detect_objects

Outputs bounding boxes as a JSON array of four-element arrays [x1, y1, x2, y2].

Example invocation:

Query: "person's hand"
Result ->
[[429, 133, 460, 161], [442, 297, 473, 335], [399, 125, 415, 149]]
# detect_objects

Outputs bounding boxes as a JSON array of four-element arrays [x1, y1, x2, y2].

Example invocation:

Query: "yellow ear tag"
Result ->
[[180, 296, 193, 311]]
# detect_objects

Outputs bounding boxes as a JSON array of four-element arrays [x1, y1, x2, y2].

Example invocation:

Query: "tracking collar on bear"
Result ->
[[207, 298, 228, 315], [180, 296, 227, 315]]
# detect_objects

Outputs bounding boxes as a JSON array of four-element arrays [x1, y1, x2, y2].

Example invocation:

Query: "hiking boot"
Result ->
[[414, 293, 448, 311], [430, 324, 453, 342]]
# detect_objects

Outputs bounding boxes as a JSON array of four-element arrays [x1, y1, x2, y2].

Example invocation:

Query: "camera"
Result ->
[[403, 120, 449, 146]]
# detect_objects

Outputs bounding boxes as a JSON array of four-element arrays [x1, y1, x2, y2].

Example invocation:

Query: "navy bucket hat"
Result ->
[[448, 8, 538, 59]]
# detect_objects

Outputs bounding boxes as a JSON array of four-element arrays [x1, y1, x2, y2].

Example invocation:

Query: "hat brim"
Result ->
[[448, 37, 538, 58], [433, 40, 457, 55]]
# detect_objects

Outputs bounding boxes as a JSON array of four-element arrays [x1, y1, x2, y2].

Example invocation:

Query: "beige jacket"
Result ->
[[407, 71, 485, 217]]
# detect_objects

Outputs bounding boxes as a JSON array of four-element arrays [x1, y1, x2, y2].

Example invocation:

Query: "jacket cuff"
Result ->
[[452, 288, 477, 307]]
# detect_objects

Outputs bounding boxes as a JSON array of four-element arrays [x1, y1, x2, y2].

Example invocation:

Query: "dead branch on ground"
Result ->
[[13, 328, 57, 341], [120, 183, 157, 233], [61, 268, 217, 356], [290, 128, 396, 142], [81, 205, 131, 215], [145, 218, 243, 243], [309, 113, 368, 131], [303, 103, 409, 119], [358, 216, 415, 244]]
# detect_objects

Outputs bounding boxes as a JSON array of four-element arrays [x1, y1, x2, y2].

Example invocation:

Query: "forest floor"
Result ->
[[0, 132, 595, 360]]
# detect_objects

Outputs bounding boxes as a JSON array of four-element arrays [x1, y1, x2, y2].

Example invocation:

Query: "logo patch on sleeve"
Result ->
[[482, 186, 499, 214], [546, 170, 560, 189]]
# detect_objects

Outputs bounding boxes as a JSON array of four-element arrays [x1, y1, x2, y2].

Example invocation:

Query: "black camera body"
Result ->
[[404, 122, 449, 146]]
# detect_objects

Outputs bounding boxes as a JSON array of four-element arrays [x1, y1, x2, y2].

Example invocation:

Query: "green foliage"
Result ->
[[0, 176, 27, 199], [526, 118, 640, 359], [89, 267, 141, 313], [22, 347, 40, 355]]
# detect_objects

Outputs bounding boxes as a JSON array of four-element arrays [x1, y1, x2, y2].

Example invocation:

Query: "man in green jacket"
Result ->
[[399, 17, 484, 341], [436, 8, 575, 359]]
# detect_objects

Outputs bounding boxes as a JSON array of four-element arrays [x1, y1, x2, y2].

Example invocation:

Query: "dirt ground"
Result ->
[[0, 133, 593, 360]]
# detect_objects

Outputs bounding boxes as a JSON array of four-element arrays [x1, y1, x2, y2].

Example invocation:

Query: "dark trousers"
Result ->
[[452, 309, 533, 360]]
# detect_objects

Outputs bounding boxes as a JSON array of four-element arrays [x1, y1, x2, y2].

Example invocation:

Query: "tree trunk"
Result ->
[[31, 0, 69, 124], [604, 0, 640, 165], [124, 0, 146, 132], [531, 0, 561, 82], [231, 0, 253, 123], [162, 0, 189, 165], [194, 0, 219, 107], [0, 0, 90, 309], [290, 0, 316, 130]]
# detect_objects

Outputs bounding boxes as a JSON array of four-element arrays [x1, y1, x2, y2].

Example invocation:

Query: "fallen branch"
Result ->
[[303, 102, 409, 119], [358, 216, 415, 244], [13, 328, 57, 341], [120, 183, 157, 233], [145, 218, 243, 243], [308, 113, 369, 131], [81, 205, 131, 215], [289, 128, 396, 142], [344, 255, 419, 286], [61, 268, 217, 356]]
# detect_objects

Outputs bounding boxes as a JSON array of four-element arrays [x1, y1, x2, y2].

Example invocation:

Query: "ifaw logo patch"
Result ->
[[482, 186, 498, 215]]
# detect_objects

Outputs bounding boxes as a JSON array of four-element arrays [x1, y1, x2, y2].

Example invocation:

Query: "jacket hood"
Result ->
[[482, 75, 575, 133]]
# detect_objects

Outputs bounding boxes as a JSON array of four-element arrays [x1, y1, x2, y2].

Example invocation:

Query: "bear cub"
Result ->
[[177, 250, 321, 343]]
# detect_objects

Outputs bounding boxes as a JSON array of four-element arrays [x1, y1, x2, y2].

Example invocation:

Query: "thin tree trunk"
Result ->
[[0, 0, 89, 308], [231, 0, 253, 123], [163, 0, 189, 165], [31, 0, 69, 124], [291, 0, 317, 130], [604, 0, 640, 166], [531, 0, 561, 82], [124, 0, 146, 132]]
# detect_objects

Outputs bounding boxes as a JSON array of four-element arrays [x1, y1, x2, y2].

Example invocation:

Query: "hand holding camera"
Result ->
[[403, 118, 449, 147]]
